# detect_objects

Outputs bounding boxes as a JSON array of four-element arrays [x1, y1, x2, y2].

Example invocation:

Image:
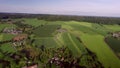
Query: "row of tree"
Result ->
[[0, 13, 120, 25]]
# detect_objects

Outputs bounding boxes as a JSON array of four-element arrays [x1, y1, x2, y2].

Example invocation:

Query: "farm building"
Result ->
[[57, 28, 67, 33], [3, 27, 22, 35], [0, 19, 15, 24], [22, 64, 38, 68], [12, 34, 28, 46], [112, 31, 120, 38]]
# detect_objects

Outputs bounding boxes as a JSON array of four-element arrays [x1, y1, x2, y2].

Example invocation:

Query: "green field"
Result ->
[[61, 21, 120, 68], [0, 43, 16, 53], [104, 24, 120, 31], [0, 34, 3, 41], [25, 19, 120, 68], [105, 36, 120, 53], [22, 18, 47, 27], [1, 33, 15, 41], [80, 33, 120, 68], [33, 25, 61, 37], [34, 37, 60, 48], [0, 18, 120, 68], [62, 33, 82, 56], [0, 24, 16, 32]]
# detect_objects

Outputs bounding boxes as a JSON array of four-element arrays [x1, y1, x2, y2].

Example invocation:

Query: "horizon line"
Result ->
[[0, 11, 120, 18]]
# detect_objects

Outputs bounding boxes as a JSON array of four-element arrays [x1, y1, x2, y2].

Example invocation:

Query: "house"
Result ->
[[112, 31, 120, 38], [13, 34, 27, 41], [3, 27, 22, 35], [12, 34, 28, 46], [22, 64, 38, 68], [57, 28, 67, 33], [1, 19, 14, 24], [50, 57, 61, 65]]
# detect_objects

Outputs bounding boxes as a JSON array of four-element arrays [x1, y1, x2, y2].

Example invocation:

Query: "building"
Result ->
[[12, 34, 28, 46], [3, 27, 22, 35], [22, 64, 38, 68], [112, 31, 120, 38]]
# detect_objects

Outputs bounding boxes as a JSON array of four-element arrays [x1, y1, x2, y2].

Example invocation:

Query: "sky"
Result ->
[[0, 0, 120, 17]]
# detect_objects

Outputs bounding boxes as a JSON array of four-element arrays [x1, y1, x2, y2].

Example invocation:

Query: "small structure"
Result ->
[[49, 57, 62, 66], [3, 27, 22, 35], [22, 64, 38, 68], [112, 31, 120, 38], [57, 28, 67, 33], [1, 19, 13, 23], [12, 34, 28, 46]]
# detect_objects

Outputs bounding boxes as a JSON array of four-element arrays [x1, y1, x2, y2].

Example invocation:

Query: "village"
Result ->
[[0, 20, 40, 68]]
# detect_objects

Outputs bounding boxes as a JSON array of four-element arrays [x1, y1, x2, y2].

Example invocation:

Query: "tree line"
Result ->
[[0, 13, 120, 25]]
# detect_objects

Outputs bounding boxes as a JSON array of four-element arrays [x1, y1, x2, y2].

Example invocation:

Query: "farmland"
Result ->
[[0, 43, 16, 53], [105, 36, 120, 58], [22, 18, 46, 27], [61, 21, 120, 68], [0, 24, 16, 32], [33, 37, 60, 48], [105, 37, 120, 52], [33, 25, 61, 37], [1, 33, 16, 41], [0, 17, 120, 68], [80, 34, 120, 68]]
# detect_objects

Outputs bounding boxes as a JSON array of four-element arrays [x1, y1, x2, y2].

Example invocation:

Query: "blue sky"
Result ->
[[0, 0, 120, 17]]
